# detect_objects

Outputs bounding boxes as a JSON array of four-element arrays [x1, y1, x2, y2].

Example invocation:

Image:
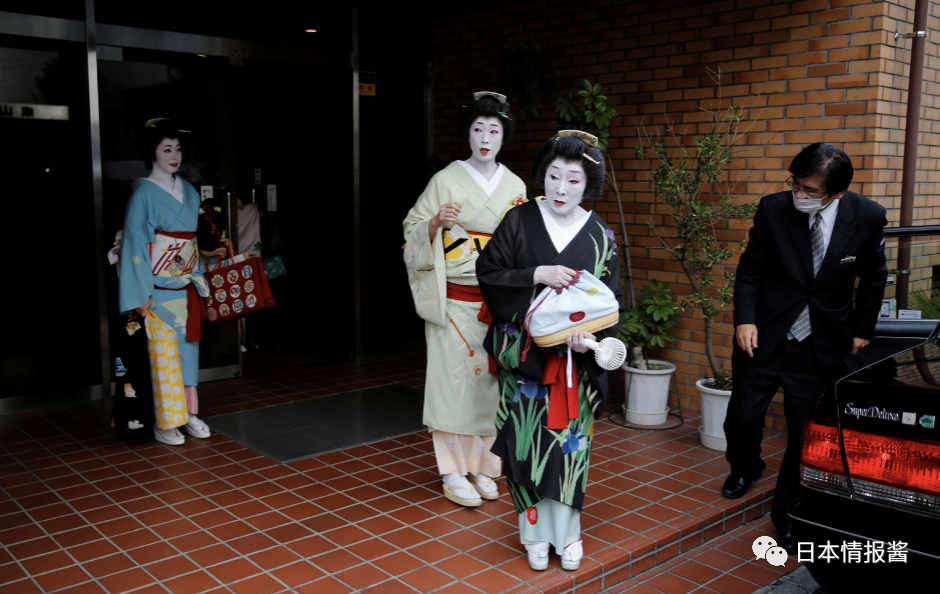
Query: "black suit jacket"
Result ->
[[733, 190, 887, 373]]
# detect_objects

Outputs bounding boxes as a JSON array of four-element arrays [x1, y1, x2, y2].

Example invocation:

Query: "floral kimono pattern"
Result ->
[[477, 200, 622, 512]]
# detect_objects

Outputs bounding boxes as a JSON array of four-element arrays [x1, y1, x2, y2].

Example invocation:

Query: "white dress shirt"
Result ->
[[811, 197, 840, 257]]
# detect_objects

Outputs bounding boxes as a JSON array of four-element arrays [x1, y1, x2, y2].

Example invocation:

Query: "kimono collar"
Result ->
[[456, 160, 504, 197], [143, 175, 184, 204]]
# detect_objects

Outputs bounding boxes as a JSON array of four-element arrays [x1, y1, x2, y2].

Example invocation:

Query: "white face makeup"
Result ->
[[544, 158, 586, 218], [468, 117, 503, 164], [153, 138, 182, 177]]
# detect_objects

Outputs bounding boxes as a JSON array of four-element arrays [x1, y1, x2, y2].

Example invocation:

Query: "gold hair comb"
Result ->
[[555, 130, 600, 163], [557, 130, 598, 147]]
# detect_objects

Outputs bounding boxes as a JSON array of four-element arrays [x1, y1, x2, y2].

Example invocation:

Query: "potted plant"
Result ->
[[618, 280, 683, 425], [636, 75, 760, 449]]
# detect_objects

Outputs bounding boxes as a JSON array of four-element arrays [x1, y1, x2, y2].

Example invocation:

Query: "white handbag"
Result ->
[[524, 270, 620, 348]]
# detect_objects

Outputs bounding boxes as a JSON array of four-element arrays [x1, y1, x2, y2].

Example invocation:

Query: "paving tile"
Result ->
[[294, 576, 353, 594], [333, 563, 392, 591], [20, 550, 74, 576], [269, 560, 325, 588], [433, 553, 489, 580], [372, 550, 424, 577], [2, 353, 792, 594], [206, 558, 261, 584], [32, 565, 91, 592], [162, 570, 222, 594]]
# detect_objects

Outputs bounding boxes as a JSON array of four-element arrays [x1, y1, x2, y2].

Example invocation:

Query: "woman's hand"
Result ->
[[566, 330, 596, 354], [534, 265, 577, 289], [429, 203, 462, 240], [136, 301, 151, 316], [213, 239, 231, 257]]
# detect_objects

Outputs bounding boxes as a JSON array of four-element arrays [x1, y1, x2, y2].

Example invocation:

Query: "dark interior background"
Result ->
[[1, 2, 453, 399]]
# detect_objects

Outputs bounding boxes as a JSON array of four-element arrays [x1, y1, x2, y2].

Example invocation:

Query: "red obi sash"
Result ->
[[543, 350, 579, 430]]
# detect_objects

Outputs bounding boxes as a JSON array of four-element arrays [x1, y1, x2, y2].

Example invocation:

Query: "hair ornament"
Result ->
[[473, 91, 507, 105], [556, 129, 598, 147], [555, 129, 600, 163], [143, 117, 189, 133]]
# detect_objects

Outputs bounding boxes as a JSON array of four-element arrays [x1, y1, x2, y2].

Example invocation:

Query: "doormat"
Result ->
[[206, 383, 425, 463]]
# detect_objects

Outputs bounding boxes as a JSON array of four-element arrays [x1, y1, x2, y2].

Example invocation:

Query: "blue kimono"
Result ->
[[119, 177, 209, 387]]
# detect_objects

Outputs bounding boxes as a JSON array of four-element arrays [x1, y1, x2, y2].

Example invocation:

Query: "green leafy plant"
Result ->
[[637, 71, 762, 385], [618, 280, 683, 370], [703, 370, 733, 391], [496, 38, 560, 118], [555, 79, 617, 151], [909, 290, 940, 319], [556, 79, 636, 310]]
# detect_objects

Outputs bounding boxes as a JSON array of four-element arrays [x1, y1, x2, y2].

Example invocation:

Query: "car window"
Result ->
[[844, 339, 940, 389], [877, 234, 940, 320]]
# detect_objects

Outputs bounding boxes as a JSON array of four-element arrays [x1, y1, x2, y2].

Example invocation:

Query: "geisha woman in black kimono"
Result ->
[[476, 131, 623, 572]]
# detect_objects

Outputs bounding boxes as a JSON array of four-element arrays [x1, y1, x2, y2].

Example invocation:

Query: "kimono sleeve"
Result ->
[[402, 172, 448, 326], [118, 191, 156, 314], [476, 206, 540, 322]]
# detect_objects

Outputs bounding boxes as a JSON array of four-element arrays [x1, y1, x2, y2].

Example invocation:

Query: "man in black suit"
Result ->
[[722, 143, 887, 552]]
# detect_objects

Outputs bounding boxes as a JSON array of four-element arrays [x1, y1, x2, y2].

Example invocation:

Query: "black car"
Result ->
[[790, 226, 940, 592]]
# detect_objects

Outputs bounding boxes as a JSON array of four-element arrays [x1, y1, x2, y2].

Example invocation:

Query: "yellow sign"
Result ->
[[359, 83, 375, 96]]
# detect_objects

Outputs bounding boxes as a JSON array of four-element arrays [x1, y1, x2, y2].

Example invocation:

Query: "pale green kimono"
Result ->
[[403, 161, 527, 436]]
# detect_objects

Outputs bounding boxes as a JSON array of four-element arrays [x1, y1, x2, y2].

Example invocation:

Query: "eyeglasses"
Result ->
[[786, 177, 829, 201]]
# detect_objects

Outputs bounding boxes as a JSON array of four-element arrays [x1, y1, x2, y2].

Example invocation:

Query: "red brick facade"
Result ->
[[432, 0, 940, 430]]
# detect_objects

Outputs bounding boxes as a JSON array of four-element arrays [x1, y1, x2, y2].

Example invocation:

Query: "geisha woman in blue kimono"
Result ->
[[119, 119, 215, 446]]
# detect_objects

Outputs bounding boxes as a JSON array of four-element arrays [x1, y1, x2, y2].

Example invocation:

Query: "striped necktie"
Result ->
[[788, 213, 825, 342]]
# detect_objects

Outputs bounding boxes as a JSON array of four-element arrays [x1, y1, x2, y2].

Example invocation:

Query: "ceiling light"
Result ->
[[197, 54, 206, 57], [305, 29, 317, 33]]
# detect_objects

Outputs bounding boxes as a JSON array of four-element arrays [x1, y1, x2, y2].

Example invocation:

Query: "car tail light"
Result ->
[[841, 429, 940, 516], [801, 400, 850, 495], [801, 400, 940, 517]]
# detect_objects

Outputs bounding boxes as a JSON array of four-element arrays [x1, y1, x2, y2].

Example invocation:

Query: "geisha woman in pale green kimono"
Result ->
[[119, 119, 219, 446], [403, 93, 527, 507]]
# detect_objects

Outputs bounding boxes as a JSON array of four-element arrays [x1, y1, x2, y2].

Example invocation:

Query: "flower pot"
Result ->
[[622, 360, 675, 425], [697, 378, 732, 451]]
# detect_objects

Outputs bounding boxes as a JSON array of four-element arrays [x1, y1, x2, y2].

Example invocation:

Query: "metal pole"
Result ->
[[228, 191, 243, 374], [87, 0, 110, 397], [351, 8, 362, 360], [896, 0, 928, 310]]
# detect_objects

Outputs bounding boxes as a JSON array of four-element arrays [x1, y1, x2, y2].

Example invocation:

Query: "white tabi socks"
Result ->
[[467, 473, 499, 499], [185, 415, 211, 439], [442, 472, 482, 507]]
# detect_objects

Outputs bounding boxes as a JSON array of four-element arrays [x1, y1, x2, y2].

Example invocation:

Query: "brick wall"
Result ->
[[432, 0, 940, 431]]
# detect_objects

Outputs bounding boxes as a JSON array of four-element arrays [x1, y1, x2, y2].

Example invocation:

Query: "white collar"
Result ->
[[814, 197, 840, 228], [456, 160, 504, 197], [537, 200, 591, 253], [144, 175, 184, 203]]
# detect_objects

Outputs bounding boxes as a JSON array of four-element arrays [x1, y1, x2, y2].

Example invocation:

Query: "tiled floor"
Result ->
[[0, 351, 787, 593], [607, 516, 801, 594]]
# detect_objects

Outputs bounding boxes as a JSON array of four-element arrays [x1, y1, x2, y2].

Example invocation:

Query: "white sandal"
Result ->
[[442, 481, 482, 507], [467, 474, 499, 500], [184, 415, 211, 439], [153, 425, 185, 446], [525, 541, 549, 571], [560, 539, 583, 571]]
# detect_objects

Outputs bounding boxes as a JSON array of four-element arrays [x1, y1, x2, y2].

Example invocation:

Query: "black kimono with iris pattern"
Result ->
[[476, 200, 623, 512]]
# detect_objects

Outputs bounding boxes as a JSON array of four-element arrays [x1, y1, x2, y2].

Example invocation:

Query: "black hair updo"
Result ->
[[532, 132, 606, 197], [457, 93, 515, 143], [136, 119, 185, 170]]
